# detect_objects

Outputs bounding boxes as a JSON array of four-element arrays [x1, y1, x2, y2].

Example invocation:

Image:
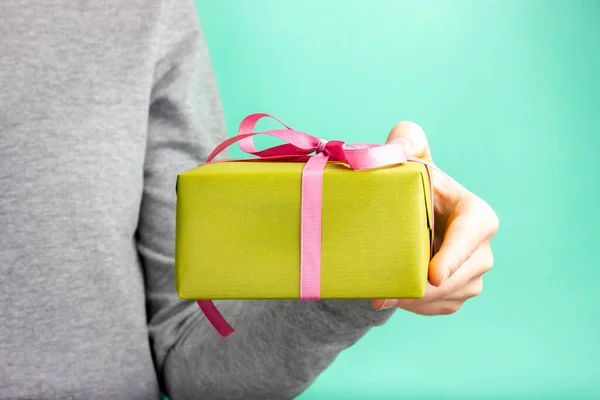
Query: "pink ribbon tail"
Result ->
[[197, 300, 234, 337]]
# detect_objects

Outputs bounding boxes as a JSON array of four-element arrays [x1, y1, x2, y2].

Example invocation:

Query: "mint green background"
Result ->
[[193, 1, 600, 399]]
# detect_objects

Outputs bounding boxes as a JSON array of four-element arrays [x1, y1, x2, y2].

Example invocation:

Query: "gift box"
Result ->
[[174, 113, 436, 336], [176, 159, 432, 298]]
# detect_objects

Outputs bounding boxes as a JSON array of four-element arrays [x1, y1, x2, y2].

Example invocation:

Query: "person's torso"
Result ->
[[0, 2, 166, 398]]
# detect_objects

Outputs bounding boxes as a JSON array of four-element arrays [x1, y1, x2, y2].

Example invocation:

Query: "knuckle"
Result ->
[[485, 204, 500, 236], [477, 252, 494, 274], [472, 197, 499, 238], [491, 211, 500, 233], [467, 280, 484, 298], [483, 251, 495, 273]]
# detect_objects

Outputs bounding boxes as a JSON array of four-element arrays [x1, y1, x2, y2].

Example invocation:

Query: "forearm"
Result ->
[[162, 299, 394, 400]]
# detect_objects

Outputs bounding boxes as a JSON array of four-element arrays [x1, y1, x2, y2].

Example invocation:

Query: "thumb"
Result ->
[[385, 121, 431, 160]]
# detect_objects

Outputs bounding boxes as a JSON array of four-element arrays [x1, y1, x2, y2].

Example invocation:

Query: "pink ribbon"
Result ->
[[195, 113, 439, 337]]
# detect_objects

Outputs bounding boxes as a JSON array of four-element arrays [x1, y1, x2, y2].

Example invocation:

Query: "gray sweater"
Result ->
[[0, 1, 394, 399]]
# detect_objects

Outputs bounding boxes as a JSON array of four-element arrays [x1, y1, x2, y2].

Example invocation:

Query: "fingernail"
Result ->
[[377, 299, 398, 310]]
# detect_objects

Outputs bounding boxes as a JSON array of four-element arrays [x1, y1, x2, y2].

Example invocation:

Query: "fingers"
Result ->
[[429, 197, 498, 287], [372, 241, 492, 309], [406, 276, 484, 315], [402, 301, 464, 316], [373, 242, 493, 311], [385, 121, 431, 159]]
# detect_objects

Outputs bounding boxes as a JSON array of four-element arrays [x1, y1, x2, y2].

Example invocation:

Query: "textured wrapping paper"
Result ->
[[175, 160, 432, 300], [174, 113, 439, 336]]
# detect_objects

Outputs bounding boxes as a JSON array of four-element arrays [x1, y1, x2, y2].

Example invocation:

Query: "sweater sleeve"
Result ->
[[138, 2, 396, 399]]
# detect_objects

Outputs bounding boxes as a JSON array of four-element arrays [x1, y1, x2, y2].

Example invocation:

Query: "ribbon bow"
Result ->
[[195, 113, 439, 337]]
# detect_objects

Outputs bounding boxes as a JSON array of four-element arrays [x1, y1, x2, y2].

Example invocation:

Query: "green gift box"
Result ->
[[174, 113, 434, 335]]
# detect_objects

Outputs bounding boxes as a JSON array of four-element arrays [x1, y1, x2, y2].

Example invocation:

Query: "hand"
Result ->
[[371, 122, 499, 315]]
